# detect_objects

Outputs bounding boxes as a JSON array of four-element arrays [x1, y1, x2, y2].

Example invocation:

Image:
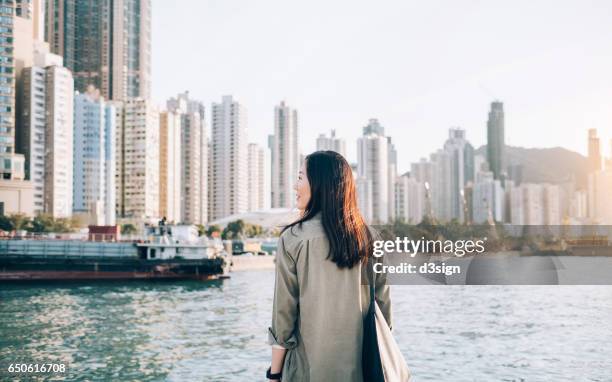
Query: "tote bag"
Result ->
[[362, 257, 411, 381]]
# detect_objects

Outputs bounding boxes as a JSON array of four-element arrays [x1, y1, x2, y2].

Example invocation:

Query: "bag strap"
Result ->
[[367, 256, 375, 309]]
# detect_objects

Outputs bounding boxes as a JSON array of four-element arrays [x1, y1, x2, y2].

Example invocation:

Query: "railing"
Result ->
[[0, 240, 137, 258]]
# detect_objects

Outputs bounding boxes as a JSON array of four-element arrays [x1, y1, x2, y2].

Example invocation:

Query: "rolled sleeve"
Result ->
[[267, 235, 300, 349]]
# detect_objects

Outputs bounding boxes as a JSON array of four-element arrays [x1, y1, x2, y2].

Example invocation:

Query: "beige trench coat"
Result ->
[[268, 214, 392, 382]]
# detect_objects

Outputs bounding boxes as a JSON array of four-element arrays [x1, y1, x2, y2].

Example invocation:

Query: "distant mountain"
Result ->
[[475, 145, 589, 186]]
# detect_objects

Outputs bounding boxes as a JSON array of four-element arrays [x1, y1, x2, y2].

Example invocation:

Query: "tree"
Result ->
[[27, 214, 73, 233], [0, 215, 14, 231], [222, 220, 245, 240], [9, 213, 30, 231], [196, 224, 206, 237], [30, 214, 55, 233], [121, 224, 137, 235], [245, 223, 263, 237], [206, 224, 221, 237], [52, 217, 73, 233]]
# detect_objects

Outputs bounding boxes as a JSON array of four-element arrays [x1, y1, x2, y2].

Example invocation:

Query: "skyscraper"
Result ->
[[387, 137, 397, 222], [0, 0, 33, 215], [45, 0, 151, 100], [587, 169, 612, 224], [210, 95, 248, 221], [472, 171, 504, 224], [357, 119, 390, 224], [316, 129, 346, 157], [42, 64, 74, 217], [487, 101, 505, 180], [247, 143, 265, 212], [429, 149, 452, 222], [443, 128, 475, 222], [20, 45, 74, 218], [270, 101, 298, 209], [73, 87, 116, 225], [587, 128, 602, 173], [115, 98, 159, 221], [0, 1, 22, 177], [167, 92, 207, 224], [159, 110, 181, 223], [395, 174, 425, 224]]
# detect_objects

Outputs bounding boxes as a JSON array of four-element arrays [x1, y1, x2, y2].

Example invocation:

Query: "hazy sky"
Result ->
[[152, 0, 612, 173]]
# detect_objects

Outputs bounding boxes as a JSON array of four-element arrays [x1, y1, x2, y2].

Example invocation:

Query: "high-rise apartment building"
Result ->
[[247, 143, 265, 212], [73, 87, 116, 225], [115, 98, 159, 221], [387, 137, 397, 222], [19, 46, 73, 218], [270, 101, 298, 209], [487, 101, 505, 180], [357, 119, 390, 224], [429, 149, 452, 222], [510, 183, 560, 225], [316, 129, 346, 157], [42, 64, 74, 217], [0, 0, 34, 216], [395, 174, 425, 224], [159, 110, 181, 223], [472, 171, 504, 224], [588, 169, 612, 224], [210, 95, 248, 221], [410, 158, 433, 185], [443, 128, 475, 222], [167, 92, 207, 224], [587, 128, 602, 173], [45, 0, 151, 100]]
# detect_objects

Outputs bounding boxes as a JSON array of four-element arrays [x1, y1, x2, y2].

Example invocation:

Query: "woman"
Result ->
[[266, 151, 391, 382]]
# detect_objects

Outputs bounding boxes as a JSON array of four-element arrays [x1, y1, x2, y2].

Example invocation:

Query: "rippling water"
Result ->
[[1, 270, 612, 381]]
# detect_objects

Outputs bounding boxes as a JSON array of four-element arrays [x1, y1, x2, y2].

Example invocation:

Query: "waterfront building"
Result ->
[[0, 0, 35, 215], [270, 101, 298, 209], [115, 98, 159, 221], [73, 87, 116, 225], [542, 184, 561, 225], [45, 0, 151, 100], [395, 174, 425, 224], [443, 128, 475, 222], [357, 119, 390, 224], [387, 137, 397, 222], [587, 129, 602, 174], [167, 92, 207, 224], [569, 189, 588, 221], [210, 95, 248, 221], [42, 64, 74, 217], [509, 183, 560, 225], [410, 158, 433, 185], [356, 176, 373, 223], [487, 101, 505, 180], [472, 171, 504, 224], [247, 143, 265, 212], [588, 169, 612, 224], [159, 110, 181, 223], [19, 47, 74, 218], [430, 149, 452, 222], [316, 129, 346, 157]]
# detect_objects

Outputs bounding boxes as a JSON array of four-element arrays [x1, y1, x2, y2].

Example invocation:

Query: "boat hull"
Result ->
[[0, 256, 226, 282]]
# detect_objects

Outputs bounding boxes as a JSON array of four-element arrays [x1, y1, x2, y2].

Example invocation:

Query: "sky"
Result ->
[[152, 0, 612, 173]]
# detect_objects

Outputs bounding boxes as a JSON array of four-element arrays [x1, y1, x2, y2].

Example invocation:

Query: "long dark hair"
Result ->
[[282, 151, 373, 269]]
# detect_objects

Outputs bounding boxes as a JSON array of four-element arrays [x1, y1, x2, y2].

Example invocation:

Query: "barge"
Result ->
[[0, 227, 228, 282]]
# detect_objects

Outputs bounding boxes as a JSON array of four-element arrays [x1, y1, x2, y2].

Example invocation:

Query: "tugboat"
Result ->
[[0, 219, 228, 282]]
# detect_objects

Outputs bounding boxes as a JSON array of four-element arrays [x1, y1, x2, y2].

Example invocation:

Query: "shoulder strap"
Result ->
[[367, 256, 375, 308]]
